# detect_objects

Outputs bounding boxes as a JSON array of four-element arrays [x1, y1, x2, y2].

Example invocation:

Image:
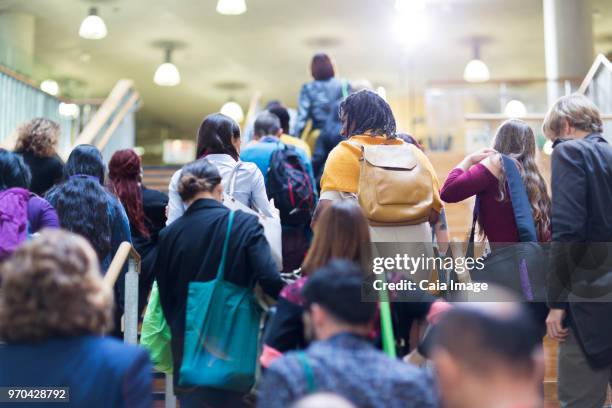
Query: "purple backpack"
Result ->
[[0, 188, 31, 260]]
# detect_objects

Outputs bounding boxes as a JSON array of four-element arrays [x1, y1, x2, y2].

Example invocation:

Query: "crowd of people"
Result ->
[[0, 52, 611, 408]]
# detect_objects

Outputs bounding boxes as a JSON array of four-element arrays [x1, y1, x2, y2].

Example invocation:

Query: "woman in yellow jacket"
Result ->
[[316, 90, 443, 243]]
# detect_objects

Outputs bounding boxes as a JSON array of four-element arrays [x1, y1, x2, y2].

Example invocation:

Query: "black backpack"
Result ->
[[266, 144, 315, 226]]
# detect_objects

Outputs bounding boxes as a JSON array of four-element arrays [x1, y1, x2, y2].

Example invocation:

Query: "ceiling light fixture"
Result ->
[[504, 99, 527, 118], [79, 7, 107, 40], [463, 41, 490, 83], [220, 100, 244, 123], [154, 48, 181, 87], [40, 79, 59, 96], [216, 0, 247, 15]]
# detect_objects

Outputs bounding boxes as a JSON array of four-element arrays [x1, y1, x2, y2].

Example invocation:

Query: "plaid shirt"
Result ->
[[258, 333, 438, 408]]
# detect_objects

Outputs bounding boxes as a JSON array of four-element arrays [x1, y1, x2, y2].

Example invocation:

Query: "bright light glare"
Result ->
[[504, 100, 527, 118], [220, 101, 245, 123], [543, 140, 554, 155], [395, 0, 426, 13], [376, 86, 387, 101], [58, 103, 79, 118], [393, 12, 429, 49], [40, 79, 59, 96], [216, 0, 247, 15]]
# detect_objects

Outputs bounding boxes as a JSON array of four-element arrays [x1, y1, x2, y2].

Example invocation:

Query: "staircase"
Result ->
[[0, 61, 141, 162], [142, 165, 181, 194]]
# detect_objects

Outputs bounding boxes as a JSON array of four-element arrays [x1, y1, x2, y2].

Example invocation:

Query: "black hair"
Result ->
[[431, 305, 541, 375], [0, 149, 31, 190], [254, 111, 281, 138], [64, 144, 105, 184], [340, 89, 396, 138], [268, 106, 291, 135], [46, 177, 111, 262], [396, 133, 424, 151], [177, 159, 223, 202], [196, 113, 241, 161], [302, 259, 376, 325]]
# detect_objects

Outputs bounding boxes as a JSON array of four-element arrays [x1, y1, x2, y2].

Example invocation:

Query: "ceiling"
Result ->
[[1, 0, 611, 135]]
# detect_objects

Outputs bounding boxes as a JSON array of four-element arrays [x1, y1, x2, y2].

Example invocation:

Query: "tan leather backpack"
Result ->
[[354, 142, 435, 226]]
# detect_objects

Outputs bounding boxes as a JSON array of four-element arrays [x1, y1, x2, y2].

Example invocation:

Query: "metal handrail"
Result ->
[[103, 241, 141, 345]]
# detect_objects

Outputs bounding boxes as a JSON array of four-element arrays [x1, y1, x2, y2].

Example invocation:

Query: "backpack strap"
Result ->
[[341, 79, 349, 99], [215, 211, 235, 281], [296, 352, 316, 393]]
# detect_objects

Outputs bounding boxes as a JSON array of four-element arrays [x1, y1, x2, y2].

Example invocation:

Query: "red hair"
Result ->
[[108, 149, 149, 238], [311, 53, 335, 81]]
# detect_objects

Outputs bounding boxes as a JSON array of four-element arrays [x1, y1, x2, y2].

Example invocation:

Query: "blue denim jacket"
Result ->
[[293, 78, 347, 138]]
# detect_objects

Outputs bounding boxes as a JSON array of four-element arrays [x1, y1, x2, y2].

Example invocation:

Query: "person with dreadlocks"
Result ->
[[317, 89, 443, 242], [108, 149, 168, 314]]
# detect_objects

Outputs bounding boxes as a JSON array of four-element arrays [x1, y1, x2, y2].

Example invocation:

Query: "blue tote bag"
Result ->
[[468, 154, 548, 302], [179, 210, 263, 392]]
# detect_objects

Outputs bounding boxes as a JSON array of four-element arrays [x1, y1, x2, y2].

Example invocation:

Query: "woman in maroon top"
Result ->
[[440, 119, 551, 243]]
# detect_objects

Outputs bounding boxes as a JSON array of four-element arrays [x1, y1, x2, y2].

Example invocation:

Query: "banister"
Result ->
[[0, 130, 18, 150], [244, 90, 262, 127], [103, 241, 141, 287], [94, 92, 140, 153], [67, 79, 139, 156], [578, 53, 612, 94], [103, 241, 141, 345]]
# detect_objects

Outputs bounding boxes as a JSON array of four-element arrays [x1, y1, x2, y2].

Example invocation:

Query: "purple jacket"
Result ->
[[27, 194, 60, 232]]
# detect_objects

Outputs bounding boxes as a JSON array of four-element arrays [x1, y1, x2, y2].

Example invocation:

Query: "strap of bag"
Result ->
[[341, 78, 349, 99], [296, 352, 316, 393], [216, 210, 235, 281], [378, 272, 397, 358], [501, 155, 537, 242], [468, 155, 537, 245], [225, 162, 242, 197]]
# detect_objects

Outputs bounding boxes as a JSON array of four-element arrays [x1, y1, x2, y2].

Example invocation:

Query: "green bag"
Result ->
[[179, 211, 263, 393], [140, 281, 174, 374]]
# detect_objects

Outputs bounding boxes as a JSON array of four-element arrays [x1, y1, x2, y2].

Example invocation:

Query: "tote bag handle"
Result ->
[[501, 155, 537, 242], [216, 210, 235, 281], [226, 162, 242, 198], [468, 155, 537, 245]]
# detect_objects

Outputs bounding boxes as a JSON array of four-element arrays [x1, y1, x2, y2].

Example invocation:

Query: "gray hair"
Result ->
[[254, 111, 281, 138]]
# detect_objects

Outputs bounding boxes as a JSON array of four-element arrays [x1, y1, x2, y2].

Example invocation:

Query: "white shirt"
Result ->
[[166, 154, 274, 225]]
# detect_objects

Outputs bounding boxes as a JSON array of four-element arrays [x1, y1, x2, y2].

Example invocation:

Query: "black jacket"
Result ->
[[548, 133, 612, 368], [18, 152, 64, 196], [153, 198, 284, 371], [134, 185, 168, 314]]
